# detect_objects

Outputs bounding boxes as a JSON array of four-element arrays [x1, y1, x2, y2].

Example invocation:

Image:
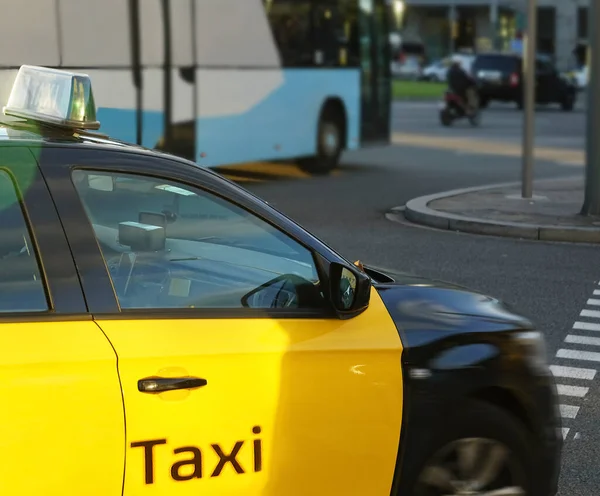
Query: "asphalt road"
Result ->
[[218, 100, 598, 495], [392, 98, 587, 150]]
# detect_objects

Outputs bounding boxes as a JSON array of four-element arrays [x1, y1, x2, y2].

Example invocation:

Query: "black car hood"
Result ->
[[363, 265, 534, 347]]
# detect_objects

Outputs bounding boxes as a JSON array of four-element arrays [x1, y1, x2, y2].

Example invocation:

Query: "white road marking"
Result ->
[[573, 321, 600, 332], [557, 349, 600, 362], [566, 335, 600, 346], [560, 404, 580, 418], [550, 365, 597, 380], [580, 309, 600, 319], [556, 384, 589, 397], [548, 283, 600, 441]]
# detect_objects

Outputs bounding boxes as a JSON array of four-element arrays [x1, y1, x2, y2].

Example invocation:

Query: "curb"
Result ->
[[401, 178, 600, 244]]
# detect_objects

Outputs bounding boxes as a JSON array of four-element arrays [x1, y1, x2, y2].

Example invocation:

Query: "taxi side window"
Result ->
[[72, 170, 327, 311], [0, 171, 48, 313]]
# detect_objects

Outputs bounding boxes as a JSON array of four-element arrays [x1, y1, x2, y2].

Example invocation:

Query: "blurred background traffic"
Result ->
[[390, 0, 589, 99]]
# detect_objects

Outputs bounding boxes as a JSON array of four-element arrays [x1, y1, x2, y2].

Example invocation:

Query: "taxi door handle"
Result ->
[[138, 376, 208, 393]]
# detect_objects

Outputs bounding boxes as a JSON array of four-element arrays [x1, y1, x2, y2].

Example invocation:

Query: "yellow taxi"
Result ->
[[0, 66, 561, 496]]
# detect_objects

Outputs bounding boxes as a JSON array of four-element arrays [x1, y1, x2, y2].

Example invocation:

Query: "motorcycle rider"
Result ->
[[447, 57, 478, 115]]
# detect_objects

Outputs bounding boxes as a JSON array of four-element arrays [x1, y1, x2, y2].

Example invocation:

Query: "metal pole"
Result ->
[[582, 0, 600, 215], [521, 0, 537, 199], [449, 3, 456, 54]]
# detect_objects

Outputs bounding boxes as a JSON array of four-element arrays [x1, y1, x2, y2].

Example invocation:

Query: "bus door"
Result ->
[[358, 0, 392, 144], [131, 0, 197, 162]]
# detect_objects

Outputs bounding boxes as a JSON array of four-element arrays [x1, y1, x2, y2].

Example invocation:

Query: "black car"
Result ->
[[472, 52, 577, 111]]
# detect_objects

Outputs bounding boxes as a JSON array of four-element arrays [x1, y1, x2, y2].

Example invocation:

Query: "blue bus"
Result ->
[[0, 0, 393, 174]]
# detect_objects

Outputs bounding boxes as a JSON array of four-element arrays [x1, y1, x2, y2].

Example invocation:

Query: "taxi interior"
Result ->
[[0, 174, 47, 313], [75, 172, 326, 310]]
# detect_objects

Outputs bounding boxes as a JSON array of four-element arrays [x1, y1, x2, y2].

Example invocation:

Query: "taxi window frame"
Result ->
[[39, 145, 344, 321], [0, 145, 89, 323]]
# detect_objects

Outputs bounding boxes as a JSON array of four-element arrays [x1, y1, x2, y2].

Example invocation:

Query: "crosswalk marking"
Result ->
[[549, 285, 600, 440], [566, 335, 600, 346], [550, 365, 597, 380], [580, 309, 600, 319], [557, 349, 600, 363], [573, 321, 600, 332], [560, 404, 580, 419], [579, 310, 600, 319], [557, 384, 589, 398]]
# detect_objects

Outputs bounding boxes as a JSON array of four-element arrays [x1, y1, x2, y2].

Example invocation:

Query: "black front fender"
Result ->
[[370, 282, 561, 496]]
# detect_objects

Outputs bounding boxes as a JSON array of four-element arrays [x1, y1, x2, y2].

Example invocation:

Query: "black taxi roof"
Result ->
[[0, 117, 140, 149], [0, 117, 206, 170]]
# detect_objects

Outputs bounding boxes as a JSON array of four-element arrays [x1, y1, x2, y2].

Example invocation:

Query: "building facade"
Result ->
[[399, 0, 589, 70]]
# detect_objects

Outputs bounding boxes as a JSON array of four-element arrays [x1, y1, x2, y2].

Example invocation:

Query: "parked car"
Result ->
[[452, 53, 476, 73], [391, 56, 422, 80], [421, 54, 475, 83], [421, 59, 449, 82], [471, 52, 577, 111]]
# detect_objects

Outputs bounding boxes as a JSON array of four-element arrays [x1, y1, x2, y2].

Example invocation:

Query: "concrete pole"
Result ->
[[582, 0, 600, 215], [521, 0, 537, 199], [490, 0, 499, 50]]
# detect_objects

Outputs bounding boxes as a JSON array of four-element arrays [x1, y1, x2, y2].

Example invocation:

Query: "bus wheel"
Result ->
[[299, 106, 345, 175]]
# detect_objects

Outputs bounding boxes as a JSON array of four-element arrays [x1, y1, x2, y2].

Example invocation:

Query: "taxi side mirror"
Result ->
[[329, 262, 371, 318]]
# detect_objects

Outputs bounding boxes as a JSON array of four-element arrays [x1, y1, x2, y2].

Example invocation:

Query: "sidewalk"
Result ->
[[402, 176, 600, 243]]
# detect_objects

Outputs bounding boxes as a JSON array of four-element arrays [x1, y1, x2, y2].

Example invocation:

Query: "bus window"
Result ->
[[313, 1, 360, 67], [196, 0, 280, 67], [171, 0, 194, 67], [140, 1, 165, 67], [59, 0, 130, 67], [265, 1, 313, 67], [0, 0, 59, 66]]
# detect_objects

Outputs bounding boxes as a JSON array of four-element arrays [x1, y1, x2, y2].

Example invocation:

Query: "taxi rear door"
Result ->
[[42, 148, 405, 496], [0, 147, 125, 495]]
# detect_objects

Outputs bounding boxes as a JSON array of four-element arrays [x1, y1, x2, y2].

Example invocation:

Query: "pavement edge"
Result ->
[[401, 178, 600, 244]]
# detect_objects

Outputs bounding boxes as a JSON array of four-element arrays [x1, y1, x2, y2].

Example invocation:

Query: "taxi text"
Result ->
[[131, 426, 263, 484]]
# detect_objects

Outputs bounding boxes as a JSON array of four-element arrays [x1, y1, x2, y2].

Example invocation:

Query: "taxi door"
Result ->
[[44, 151, 405, 496], [0, 148, 125, 495]]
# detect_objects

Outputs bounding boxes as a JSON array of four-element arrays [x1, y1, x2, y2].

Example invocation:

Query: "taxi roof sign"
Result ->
[[3, 65, 100, 130]]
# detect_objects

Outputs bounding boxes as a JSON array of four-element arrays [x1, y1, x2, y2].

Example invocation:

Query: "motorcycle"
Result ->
[[439, 87, 481, 127]]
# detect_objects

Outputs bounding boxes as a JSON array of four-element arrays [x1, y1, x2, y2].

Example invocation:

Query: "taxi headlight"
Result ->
[[513, 330, 549, 372]]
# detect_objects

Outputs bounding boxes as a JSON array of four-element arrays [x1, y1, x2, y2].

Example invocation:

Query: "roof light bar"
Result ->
[[3, 65, 100, 130]]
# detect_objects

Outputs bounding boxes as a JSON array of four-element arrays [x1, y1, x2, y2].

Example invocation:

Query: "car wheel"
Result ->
[[479, 97, 489, 109], [412, 401, 534, 496], [516, 99, 523, 110], [298, 104, 345, 175]]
